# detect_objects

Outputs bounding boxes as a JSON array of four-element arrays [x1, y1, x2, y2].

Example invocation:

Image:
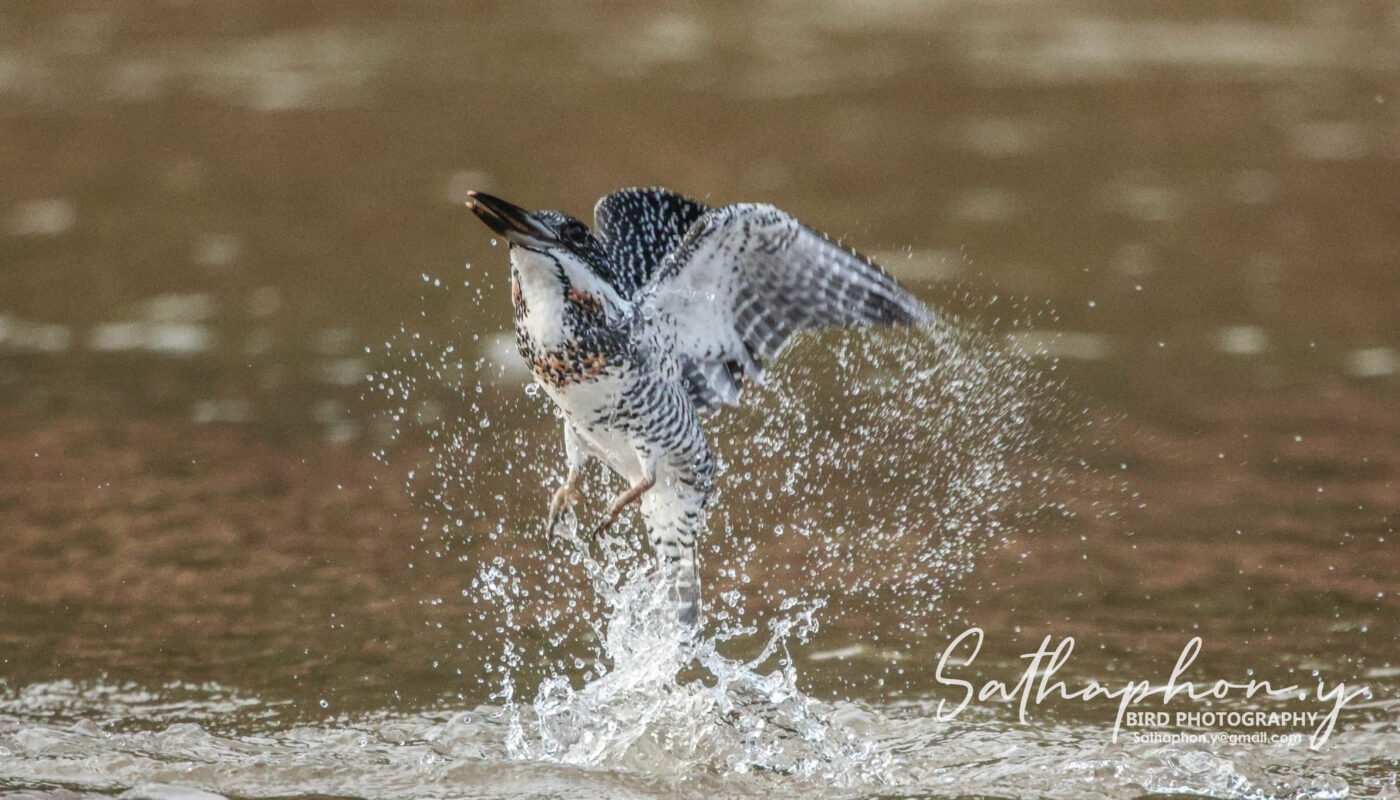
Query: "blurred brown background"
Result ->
[[0, 1, 1397, 716]]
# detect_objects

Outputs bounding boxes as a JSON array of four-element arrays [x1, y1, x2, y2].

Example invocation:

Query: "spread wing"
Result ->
[[592, 187, 711, 299], [634, 203, 930, 413]]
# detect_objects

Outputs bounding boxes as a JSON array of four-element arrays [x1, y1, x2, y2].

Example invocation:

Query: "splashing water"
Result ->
[[367, 274, 1073, 783], [0, 280, 1392, 799], [498, 528, 897, 783]]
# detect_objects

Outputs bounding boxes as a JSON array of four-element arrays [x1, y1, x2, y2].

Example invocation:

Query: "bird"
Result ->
[[465, 187, 930, 628]]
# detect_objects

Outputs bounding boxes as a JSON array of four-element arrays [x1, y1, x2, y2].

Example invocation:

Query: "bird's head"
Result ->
[[466, 191, 615, 306]]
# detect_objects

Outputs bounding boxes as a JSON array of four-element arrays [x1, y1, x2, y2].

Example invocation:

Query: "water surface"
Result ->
[[0, 2, 1397, 798]]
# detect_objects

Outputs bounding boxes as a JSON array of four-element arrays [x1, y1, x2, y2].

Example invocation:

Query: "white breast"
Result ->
[[515, 272, 567, 348]]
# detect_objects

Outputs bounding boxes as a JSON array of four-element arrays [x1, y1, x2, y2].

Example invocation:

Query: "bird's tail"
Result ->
[[660, 541, 700, 628], [641, 485, 706, 629]]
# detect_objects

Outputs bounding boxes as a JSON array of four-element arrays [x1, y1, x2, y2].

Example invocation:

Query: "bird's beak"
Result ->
[[465, 191, 556, 246]]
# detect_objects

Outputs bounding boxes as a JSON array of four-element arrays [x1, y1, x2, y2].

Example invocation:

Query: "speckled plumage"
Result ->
[[468, 187, 930, 627]]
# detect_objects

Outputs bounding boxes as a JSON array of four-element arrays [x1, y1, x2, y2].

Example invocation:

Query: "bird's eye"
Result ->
[[562, 223, 591, 248]]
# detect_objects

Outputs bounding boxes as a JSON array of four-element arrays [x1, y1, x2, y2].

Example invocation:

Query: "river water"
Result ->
[[1, 2, 1397, 798]]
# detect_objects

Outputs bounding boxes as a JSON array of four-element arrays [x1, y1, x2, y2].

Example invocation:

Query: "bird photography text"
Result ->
[[931, 627, 1373, 749]]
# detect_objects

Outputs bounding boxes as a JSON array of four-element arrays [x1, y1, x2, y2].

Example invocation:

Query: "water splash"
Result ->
[[369, 274, 1073, 782], [705, 314, 1071, 638], [498, 527, 897, 784]]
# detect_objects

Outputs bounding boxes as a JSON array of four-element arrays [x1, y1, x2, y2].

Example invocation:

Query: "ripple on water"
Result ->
[[0, 680, 1394, 799]]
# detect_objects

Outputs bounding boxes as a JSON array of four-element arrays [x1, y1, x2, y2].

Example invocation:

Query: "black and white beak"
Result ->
[[465, 191, 558, 247]]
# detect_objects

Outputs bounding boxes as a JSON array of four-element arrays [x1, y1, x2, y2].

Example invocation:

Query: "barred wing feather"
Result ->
[[635, 203, 930, 413], [592, 187, 711, 299]]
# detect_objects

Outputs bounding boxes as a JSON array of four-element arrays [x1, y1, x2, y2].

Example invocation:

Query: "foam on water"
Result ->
[[1, 679, 1394, 799]]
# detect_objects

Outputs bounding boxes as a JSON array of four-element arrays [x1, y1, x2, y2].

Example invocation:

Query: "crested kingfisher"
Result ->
[[466, 187, 929, 628]]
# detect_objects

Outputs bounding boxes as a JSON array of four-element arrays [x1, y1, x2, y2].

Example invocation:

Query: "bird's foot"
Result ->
[[546, 470, 585, 537], [588, 475, 655, 539]]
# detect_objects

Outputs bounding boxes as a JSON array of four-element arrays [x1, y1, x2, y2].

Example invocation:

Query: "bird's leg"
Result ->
[[547, 422, 590, 537], [589, 474, 655, 539], [546, 466, 585, 537]]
